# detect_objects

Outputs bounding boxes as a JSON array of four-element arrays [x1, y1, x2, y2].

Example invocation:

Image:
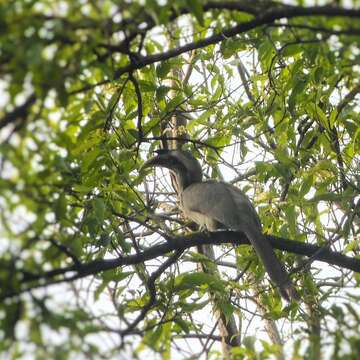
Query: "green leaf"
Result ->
[[103, 270, 134, 282], [185, 0, 204, 26], [174, 318, 190, 334], [72, 131, 104, 156], [73, 184, 93, 193], [282, 44, 303, 57], [156, 61, 171, 79], [182, 300, 210, 312], [329, 109, 338, 128], [314, 67, 323, 84], [29, 320, 43, 344], [93, 198, 106, 223], [307, 103, 329, 130], [283, 205, 297, 237], [85, 216, 100, 237], [139, 80, 157, 92], [174, 272, 225, 292], [221, 38, 247, 59], [165, 94, 184, 112], [128, 128, 139, 140], [94, 280, 108, 301], [143, 325, 163, 350], [82, 148, 102, 172], [3, 301, 23, 340], [94, 270, 133, 301], [258, 40, 276, 70], [308, 192, 346, 203], [105, 90, 121, 114], [344, 239, 359, 253], [243, 336, 256, 350], [274, 149, 293, 166], [299, 174, 313, 197], [218, 301, 236, 323], [55, 194, 67, 221], [98, 232, 111, 247], [288, 77, 307, 113], [156, 85, 171, 101]]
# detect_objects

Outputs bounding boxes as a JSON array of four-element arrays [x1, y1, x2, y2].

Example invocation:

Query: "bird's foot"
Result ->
[[199, 226, 211, 236]]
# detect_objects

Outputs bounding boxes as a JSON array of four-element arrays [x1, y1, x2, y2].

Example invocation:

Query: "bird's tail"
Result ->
[[245, 227, 299, 302]]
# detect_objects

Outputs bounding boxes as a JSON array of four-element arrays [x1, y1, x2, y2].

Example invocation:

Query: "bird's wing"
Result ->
[[182, 181, 299, 301], [182, 181, 261, 232]]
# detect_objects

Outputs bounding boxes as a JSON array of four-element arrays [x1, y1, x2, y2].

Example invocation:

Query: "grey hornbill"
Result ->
[[142, 149, 299, 301]]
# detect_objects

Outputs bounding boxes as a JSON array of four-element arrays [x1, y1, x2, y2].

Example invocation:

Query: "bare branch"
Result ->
[[70, 5, 360, 95], [120, 249, 183, 337], [0, 94, 36, 130], [3, 231, 360, 301]]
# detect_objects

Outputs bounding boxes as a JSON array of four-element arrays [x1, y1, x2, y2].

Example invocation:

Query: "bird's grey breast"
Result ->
[[179, 185, 222, 230]]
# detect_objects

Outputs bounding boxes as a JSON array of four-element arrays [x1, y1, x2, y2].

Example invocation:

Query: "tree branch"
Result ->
[[120, 249, 183, 337], [70, 5, 360, 95], [0, 94, 37, 130], [2, 231, 360, 301]]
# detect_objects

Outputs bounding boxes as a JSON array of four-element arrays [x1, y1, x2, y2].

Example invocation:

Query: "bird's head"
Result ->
[[140, 149, 202, 190]]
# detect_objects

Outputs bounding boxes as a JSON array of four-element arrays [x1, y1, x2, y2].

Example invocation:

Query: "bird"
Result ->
[[141, 149, 299, 301]]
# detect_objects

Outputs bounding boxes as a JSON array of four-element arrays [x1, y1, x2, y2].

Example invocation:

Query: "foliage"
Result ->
[[0, 0, 359, 359]]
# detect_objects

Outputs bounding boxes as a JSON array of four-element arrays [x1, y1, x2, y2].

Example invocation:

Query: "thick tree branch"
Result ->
[[0, 94, 37, 130], [112, 4, 360, 75], [337, 83, 360, 117], [71, 5, 360, 95], [270, 23, 360, 36], [3, 231, 360, 301]]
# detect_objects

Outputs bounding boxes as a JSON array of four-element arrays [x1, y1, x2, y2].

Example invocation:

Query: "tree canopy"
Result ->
[[0, 0, 359, 359]]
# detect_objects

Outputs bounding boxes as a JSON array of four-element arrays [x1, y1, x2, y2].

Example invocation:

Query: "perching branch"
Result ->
[[3, 231, 360, 301]]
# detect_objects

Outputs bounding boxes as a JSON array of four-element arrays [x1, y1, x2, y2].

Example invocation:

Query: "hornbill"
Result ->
[[142, 149, 299, 301]]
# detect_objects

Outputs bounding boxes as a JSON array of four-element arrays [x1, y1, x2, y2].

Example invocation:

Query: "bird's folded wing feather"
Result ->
[[181, 181, 299, 301], [182, 181, 262, 232]]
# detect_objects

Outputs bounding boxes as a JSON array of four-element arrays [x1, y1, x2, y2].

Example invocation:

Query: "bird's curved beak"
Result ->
[[139, 151, 172, 174]]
